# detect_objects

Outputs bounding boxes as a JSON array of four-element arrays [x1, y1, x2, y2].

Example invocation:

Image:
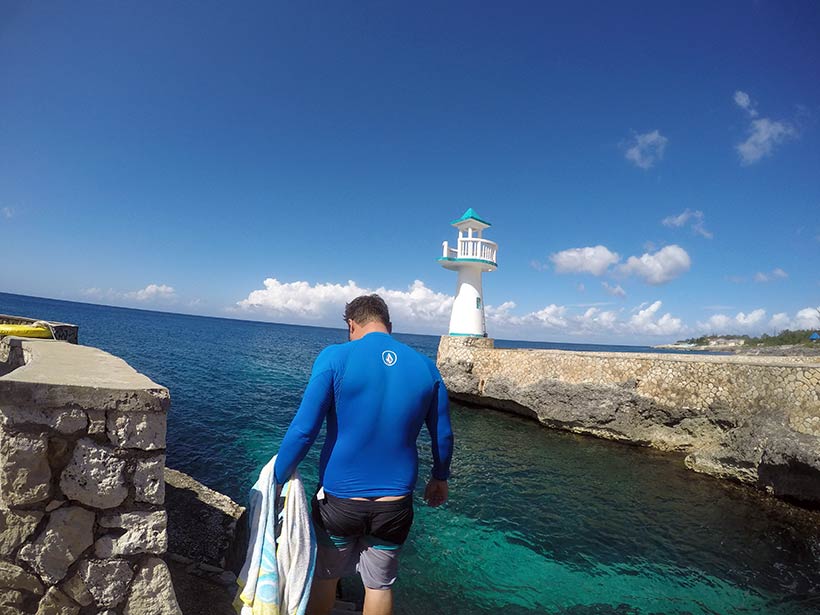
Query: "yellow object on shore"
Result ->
[[0, 323, 53, 339]]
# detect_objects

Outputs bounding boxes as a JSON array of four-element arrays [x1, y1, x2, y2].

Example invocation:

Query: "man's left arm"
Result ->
[[424, 375, 454, 506]]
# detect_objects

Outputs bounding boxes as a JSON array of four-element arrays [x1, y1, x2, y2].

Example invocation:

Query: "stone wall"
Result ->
[[0, 337, 181, 615], [438, 336, 820, 507]]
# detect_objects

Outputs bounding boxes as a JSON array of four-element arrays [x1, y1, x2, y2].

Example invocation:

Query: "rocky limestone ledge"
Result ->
[[0, 337, 180, 615], [437, 335, 820, 508]]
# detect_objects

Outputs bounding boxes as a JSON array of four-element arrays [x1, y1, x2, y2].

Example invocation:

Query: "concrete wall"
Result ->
[[0, 337, 180, 615], [438, 336, 820, 506]]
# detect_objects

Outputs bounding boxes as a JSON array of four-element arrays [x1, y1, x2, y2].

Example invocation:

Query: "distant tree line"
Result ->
[[679, 329, 817, 347]]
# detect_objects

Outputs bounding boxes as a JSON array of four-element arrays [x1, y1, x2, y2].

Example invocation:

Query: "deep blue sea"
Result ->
[[3, 292, 820, 614]]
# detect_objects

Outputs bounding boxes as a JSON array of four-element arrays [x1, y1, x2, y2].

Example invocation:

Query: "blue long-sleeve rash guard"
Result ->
[[273, 332, 453, 498]]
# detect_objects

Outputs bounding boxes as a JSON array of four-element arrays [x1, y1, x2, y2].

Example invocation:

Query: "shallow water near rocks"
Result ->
[[3, 292, 820, 614]]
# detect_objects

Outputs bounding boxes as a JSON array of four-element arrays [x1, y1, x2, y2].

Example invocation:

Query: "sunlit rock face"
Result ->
[[438, 335, 820, 507], [0, 337, 181, 615]]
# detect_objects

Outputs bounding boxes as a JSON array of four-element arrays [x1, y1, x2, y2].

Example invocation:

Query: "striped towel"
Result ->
[[234, 456, 316, 615]]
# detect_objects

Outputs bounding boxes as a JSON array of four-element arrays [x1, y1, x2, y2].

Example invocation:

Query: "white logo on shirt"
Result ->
[[382, 350, 398, 367]]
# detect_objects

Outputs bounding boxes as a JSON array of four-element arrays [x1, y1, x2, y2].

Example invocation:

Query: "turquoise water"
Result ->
[[3, 293, 819, 614]]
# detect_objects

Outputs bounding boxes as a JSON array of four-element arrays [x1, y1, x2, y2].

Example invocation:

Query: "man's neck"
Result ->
[[357, 322, 390, 337], [350, 320, 391, 341]]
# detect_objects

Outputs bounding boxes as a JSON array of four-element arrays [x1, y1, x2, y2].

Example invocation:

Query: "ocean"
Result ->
[[2, 292, 819, 614]]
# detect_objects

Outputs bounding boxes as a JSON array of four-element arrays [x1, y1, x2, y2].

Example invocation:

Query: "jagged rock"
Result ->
[[123, 558, 181, 615], [134, 455, 166, 504], [0, 431, 51, 506], [60, 573, 94, 607], [475, 373, 713, 452], [0, 509, 43, 557], [0, 560, 44, 595], [59, 438, 127, 508], [164, 468, 243, 568], [78, 559, 133, 609], [107, 411, 166, 450], [95, 511, 168, 557], [0, 590, 24, 608], [686, 410, 820, 505], [19, 507, 95, 584], [86, 410, 106, 435], [35, 587, 79, 615]]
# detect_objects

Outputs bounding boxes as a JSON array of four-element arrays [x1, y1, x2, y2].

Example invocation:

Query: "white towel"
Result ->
[[235, 456, 316, 615]]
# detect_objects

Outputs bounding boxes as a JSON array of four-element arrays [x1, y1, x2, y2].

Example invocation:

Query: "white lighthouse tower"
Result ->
[[438, 208, 498, 337]]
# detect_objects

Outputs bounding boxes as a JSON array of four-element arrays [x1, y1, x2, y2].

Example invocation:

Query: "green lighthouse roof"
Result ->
[[451, 208, 491, 227]]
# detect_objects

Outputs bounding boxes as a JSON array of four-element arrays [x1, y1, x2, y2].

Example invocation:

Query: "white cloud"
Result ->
[[550, 245, 620, 276], [379, 280, 455, 324], [485, 301, 516, 321], [1, 207, 13, 219], [698, 309, 766, 334], [793, 307, 820, 330], [627, 301, 685, 336], [733, 92, 797, 165], [126, 284, 176, 302], [238, 279, 367, 320], [578, 307, 620, 332], [737, 118, 797, 165], [734, 90, 758, 117], [624, 130, 668, 170], [236, 278, 453, 331], [754, 268, 788, 283], [736, 309, 767, 327], [697, 306, 819, 336], [489, 299, 683, 339], [602, 282, 626, 297], [235, 277, 816, 343], [618, 245, 691, 285], [661, 209, 712, 239], [768, 312, 791, 331]]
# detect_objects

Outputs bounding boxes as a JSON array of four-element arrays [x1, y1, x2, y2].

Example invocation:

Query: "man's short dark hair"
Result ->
[[344, 294, 391, 328]]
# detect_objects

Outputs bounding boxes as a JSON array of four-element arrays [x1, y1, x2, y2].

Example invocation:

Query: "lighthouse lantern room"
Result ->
[[438, 208, 498, 337]]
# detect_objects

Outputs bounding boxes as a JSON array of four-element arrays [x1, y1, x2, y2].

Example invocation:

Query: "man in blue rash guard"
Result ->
[[274, 294, 453, 615]]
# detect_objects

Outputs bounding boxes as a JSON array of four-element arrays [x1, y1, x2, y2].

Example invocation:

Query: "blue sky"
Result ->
[[1, 1, 818, 343]]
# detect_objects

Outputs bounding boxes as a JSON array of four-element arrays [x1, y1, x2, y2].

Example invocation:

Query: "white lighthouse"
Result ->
[[438, 208, 498, 337]]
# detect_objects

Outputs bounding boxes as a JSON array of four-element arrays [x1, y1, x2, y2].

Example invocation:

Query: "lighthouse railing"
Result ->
[[442, 241, 458, 259], [457, 238, 497, 263]]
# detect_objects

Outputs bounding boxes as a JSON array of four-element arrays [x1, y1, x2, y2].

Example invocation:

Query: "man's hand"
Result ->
[[424, 478, 448, 507]]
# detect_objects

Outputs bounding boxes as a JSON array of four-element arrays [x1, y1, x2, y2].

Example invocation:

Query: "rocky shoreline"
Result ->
[[438, 336, 820, 509]]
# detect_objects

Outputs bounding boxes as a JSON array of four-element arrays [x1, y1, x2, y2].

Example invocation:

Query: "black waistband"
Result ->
[[323, 492, 412, 511]]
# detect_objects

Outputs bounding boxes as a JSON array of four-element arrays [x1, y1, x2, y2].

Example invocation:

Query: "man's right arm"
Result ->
[[273, 349, 335, 484]]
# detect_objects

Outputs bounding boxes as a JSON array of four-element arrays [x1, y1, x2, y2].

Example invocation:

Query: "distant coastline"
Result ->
[[654, 342, 820, 357], [656, 329, 820, 357]]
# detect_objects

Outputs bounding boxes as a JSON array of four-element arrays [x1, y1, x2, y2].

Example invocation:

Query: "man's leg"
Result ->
[[363, 586, 393, 615], [307, 578, 339, 615]]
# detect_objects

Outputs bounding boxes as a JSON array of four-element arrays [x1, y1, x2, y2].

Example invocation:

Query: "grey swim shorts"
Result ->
[[311, 492, 414, 590]]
